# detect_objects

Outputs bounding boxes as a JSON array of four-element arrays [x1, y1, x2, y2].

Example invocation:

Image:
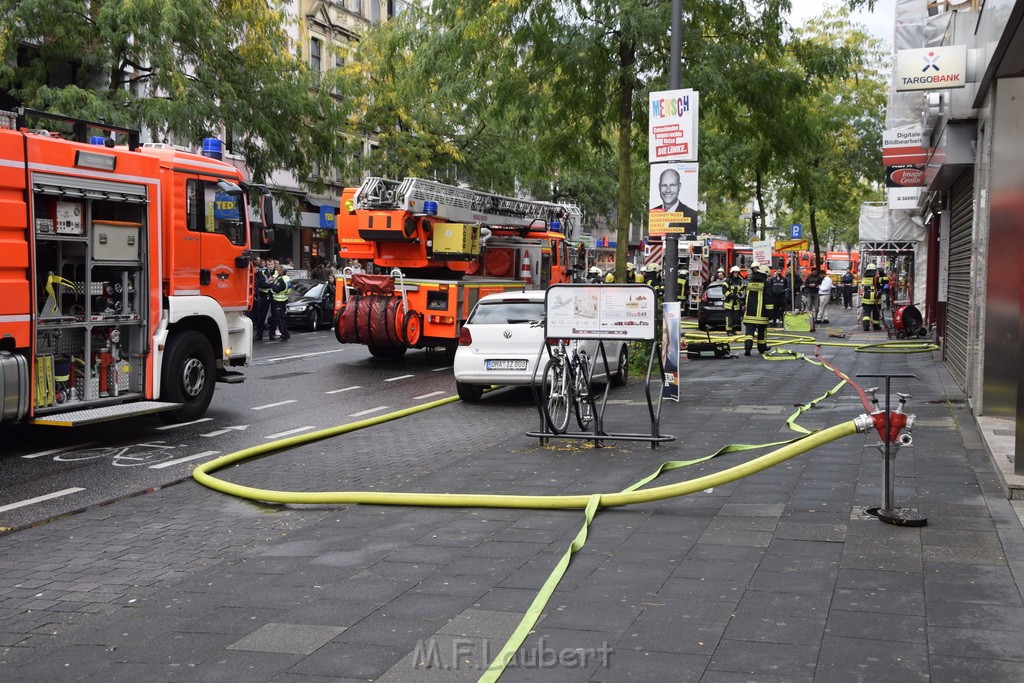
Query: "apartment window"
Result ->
[[368, 0, 380, 22], [347, 0, 361, 13], [310, 37, 322, 74]]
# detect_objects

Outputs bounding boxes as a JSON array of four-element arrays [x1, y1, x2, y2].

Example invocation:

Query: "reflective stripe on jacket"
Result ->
[[742, 273, 772, 325]]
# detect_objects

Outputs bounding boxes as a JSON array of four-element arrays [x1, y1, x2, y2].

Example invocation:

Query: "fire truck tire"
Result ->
[[456, 381, 484, 403], [334, 306, 348, 342], [159, 330, 215, 422], [403, 311, 423, 347], [610, 345, 629, 387], [367, 345, 407, 359]]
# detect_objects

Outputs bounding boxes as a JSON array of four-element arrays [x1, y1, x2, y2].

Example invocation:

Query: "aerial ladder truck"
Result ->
[[334, 177, 582, 357]]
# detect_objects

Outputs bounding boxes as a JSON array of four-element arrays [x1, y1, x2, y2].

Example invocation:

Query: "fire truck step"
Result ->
[[30, 401, 183, 427], [217, 371, 246, 384]]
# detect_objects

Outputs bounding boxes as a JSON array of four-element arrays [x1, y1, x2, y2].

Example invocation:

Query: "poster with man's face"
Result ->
[[649, 163, 699, 238]]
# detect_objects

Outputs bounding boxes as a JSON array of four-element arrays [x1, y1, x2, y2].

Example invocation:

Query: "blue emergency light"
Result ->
[[550, 220, 562, 233], [423, 200, 438, 215]]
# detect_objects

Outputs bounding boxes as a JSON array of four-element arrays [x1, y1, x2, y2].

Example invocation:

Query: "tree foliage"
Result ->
[[0, 0, 347, 185]]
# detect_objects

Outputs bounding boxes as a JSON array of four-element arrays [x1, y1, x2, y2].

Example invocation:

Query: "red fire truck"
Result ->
[[0, 108, 272, 426], [334, 177, 580, 357]]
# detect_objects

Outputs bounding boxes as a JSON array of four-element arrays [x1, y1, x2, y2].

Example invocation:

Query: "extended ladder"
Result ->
[[353, 177, 582, 236]]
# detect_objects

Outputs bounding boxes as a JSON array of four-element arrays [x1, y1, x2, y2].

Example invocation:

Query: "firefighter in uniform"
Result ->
[[587, 266, 603, 284], [627, 262, 645, 283], [860, 263, 882, 331], [604, 268, 616, 283], [723, 265, 745, 335], [644, 263, 664, 298], [269, 264, 292, 341], [742, 262, 773, 356]]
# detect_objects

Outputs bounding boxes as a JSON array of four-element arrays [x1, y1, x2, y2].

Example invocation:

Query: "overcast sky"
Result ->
[[787, 0, 897, 50]]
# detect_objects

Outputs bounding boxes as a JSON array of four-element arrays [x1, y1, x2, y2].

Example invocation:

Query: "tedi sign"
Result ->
[[896, 45, 967, 91]]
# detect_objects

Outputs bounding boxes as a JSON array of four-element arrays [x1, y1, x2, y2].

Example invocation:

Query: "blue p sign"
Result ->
[[791, 223, 802, 239]]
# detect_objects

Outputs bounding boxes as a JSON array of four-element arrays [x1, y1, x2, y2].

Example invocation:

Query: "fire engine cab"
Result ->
[[334, 177, 581, 357], [0, 108, 272, 426]]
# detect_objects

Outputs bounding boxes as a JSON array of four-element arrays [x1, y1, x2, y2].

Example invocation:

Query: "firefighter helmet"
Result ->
[[865, 263, 876, 272], [717, 267, 725, 274], [589, 266, 601, 274], [750, 261, 761, 273], [626, 262, 636, 271], [730, 265, 740, 274], [648, 263, 662, 272]]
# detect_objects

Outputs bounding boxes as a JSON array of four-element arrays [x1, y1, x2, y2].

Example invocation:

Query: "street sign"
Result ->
[[775, 239, 809, 252], [790, 223, 802, 239]]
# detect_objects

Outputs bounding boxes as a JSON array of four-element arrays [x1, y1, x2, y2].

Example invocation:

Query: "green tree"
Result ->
[[781, 8, 888, 267], [0, 0, 346, 185]]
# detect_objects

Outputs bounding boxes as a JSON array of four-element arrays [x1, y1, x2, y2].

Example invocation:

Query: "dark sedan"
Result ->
[[697, 281, 728, 331], [284, 279, 336, 330]]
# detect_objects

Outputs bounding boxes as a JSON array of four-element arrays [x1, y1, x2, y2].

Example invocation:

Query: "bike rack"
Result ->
[[527, 339, 674, 449]]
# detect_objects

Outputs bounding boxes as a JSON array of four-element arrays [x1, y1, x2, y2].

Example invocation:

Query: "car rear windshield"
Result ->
[[469, 301, 546, 324], [705, 284, 726, 300]]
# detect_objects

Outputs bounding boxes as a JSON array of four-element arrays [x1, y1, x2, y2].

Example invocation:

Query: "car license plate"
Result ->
[[486, 359, 528, 371]]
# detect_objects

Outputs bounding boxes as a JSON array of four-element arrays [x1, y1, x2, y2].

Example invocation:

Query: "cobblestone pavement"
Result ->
[[1, 308, 1022, 681]]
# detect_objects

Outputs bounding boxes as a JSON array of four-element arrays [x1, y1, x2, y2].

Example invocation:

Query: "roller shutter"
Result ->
[[943, 172, 973, 388]]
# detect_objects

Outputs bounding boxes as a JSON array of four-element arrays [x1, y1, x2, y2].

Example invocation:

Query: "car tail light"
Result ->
[[458, 327, 472, 346]]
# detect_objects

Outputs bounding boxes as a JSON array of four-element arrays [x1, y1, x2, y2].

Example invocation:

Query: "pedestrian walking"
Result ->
[[768, 269, 787, 326], [802, 268, 822, 315], [816, 273, 832, 324], [841, 268, 855, 309], [742, 262, 773, 356]]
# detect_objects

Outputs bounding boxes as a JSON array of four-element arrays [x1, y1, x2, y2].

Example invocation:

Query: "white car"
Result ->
[[453, 290, 628, 403]]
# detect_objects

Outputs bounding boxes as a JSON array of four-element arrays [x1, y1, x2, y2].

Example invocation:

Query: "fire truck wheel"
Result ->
[[402, 311, 423, 347], [610, 345, 629, 387], [160, 330, 215, 422], [368, 345, 407, 359], [456, 381, 484, 403]]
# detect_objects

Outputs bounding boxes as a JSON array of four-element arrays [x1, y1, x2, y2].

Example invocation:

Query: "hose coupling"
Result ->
[[899, 433, 913, 446], [854, 414, 875, 433]]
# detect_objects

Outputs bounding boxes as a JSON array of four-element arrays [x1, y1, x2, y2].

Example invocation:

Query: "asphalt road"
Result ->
[[0, 329, 530, 531]]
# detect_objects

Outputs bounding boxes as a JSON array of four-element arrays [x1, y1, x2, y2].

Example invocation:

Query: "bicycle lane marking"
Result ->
[[150, 451, 221, 470], [0, 488, 85, 513], [22, 443, 99, 459]]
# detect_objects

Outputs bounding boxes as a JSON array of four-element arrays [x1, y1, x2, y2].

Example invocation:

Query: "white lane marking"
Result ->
[[155, 417, 213, 431], [431, 366, 452, 372], [256, 349, 352, 364], [264, 426, 316, 439], [22, 443, 98, 459], [0, 487, 85, 513], [150, 451, 221, 469], [383, 374, 415, 382], [413, 391, 445, 400], [201, 425, 249, 438], [252, 400, 297, 411], [326, 385, 362, 395], [349, 406, 388, 417]]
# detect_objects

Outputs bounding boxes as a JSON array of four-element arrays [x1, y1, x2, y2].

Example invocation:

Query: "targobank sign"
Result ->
[[896, 46, 967, 91]]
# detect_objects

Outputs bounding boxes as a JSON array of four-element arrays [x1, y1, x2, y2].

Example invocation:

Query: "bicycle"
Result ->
[[541, 339, 595, 434]]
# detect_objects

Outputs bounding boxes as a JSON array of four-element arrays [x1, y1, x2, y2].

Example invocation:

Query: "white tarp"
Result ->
[[858, 203, 926, 242]]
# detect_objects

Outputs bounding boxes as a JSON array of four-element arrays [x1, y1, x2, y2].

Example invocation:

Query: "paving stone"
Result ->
[[706, 639, 819, 677], [927, 625, 1024, 662], [815, 635, 928, 681], [722, 610, 826, 646], [825, 608, 927, 643]]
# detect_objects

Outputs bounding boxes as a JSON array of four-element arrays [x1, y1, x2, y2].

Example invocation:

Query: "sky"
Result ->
[[787, 0, 897, 50]]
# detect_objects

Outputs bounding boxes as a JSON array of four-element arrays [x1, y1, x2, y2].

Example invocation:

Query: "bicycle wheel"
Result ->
[[542, 356, 571, 434], [573, 355, 594, 431]]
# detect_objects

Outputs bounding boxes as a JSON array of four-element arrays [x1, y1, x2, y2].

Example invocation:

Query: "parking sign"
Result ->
[[790, 223, 802, 239]]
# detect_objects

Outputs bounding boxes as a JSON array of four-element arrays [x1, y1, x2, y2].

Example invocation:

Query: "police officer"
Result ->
[[742, 262, 773, 356], [269, 263, 292, 341], [723, 265, 745, 335], [860, 263, 882, 331], [841, 268, 855, 309], [253, 259, 273, 341]]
